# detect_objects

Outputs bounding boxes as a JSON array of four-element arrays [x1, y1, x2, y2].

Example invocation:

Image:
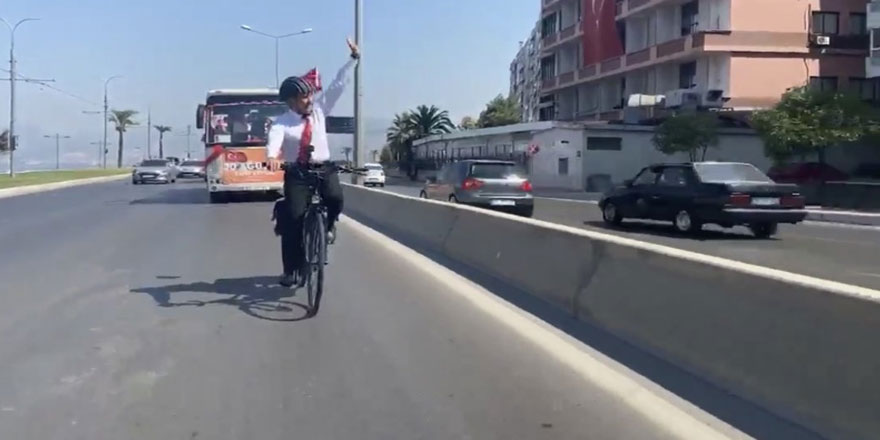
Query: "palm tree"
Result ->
[[154, 125, 172, 159], [109, 110, 139, 168], [386, 111, 413, 161], [407, 105, 454, 139]]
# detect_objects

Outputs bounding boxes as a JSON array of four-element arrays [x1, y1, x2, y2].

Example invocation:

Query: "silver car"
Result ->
[[177, 160, 206, 179], [132, 159, 178, 184], [419, 160, 534, 217]]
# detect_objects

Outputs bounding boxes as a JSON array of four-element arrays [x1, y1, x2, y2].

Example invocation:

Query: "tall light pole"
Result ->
[[43, 133, 70, 169], [354, 0, 364, 173], [1, 17, 39, 177], [102, 75, 121, 169], [239, 25, 312, 87]]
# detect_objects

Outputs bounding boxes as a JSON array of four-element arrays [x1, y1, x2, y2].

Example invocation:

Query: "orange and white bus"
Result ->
[[196, 88, 286, 203]]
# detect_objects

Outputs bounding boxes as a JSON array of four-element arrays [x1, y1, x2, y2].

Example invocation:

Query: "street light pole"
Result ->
[[240, 25, 312, 87], [354, 0, 364, 171], [102, 75, 121, 169], [1, 17, 39, 177], [43, 133, 70, 170]]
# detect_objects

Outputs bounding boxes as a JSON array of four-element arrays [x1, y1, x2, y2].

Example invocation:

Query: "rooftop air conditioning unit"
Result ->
[[701, 89, 726, 108], [627, 94, 665, 107]]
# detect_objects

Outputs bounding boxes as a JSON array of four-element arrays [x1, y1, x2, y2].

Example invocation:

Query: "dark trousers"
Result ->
[[280, 164, 343, 275]]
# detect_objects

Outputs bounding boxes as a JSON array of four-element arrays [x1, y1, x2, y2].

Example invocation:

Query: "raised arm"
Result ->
[[318, 57, 357, 115], [318, 37, 360, 115]]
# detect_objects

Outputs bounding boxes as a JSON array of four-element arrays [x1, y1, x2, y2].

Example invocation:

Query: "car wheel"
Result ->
[[419, 191, 428, 199], [448, 195, 458, 204], [132, 179, 139, 185], [749, 222, 778, 239], [379, 183, 385, 188], [602, 202, 623, 225], [673, 209, 702, 234]]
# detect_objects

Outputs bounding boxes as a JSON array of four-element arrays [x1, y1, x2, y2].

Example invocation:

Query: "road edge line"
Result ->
[[0, 173, 129, 200]]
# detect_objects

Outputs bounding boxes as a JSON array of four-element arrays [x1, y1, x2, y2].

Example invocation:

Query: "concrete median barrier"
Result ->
[[342, 183, 880, 439]]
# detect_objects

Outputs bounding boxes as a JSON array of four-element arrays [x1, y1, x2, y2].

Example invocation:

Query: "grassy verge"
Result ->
[[0, 169, 129, 190]]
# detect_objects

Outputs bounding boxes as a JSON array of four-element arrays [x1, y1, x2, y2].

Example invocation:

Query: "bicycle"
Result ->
[[296, 161, 363, 317]]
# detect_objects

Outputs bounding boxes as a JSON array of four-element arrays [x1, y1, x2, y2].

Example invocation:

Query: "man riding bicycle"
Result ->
[[267, 37, 360, 287]]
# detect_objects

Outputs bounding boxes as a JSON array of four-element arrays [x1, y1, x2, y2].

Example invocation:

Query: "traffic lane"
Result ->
[[381, 185, 880, 289], [534, 198, 880, 290], [0, 184, 691, 440]]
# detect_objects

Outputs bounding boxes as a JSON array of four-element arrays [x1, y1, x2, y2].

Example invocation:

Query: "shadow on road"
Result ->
[[131, 276, 310, 322], [582, 220, 774, 242]]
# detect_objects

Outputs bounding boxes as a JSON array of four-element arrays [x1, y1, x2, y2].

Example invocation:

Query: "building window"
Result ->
[[679, 61, 697, 89], [586, 137, 623, 151], [811, 11, 839, 35], [558, 157, 569, 176], [681, 1, 699, 36], [541, 14, 557, 38], [850, 13, 867, 35], [872, 28, 880, 50], [810, 76, 838, 92]]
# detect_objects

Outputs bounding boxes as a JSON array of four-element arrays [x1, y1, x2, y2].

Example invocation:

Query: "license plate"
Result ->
[[490, 200, 516, 207], [752, 197, 779, 206]]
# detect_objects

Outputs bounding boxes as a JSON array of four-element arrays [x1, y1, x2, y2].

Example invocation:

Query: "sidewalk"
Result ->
[[804, 207, 880, 226]]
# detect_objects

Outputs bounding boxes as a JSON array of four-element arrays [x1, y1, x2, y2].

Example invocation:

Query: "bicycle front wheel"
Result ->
[[303, 210, 327, 316]]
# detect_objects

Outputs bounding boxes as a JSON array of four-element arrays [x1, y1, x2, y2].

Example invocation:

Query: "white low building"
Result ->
[[412, 121, 772, 191]]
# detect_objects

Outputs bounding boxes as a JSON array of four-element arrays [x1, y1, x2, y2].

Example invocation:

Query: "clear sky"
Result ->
[[0, 0, 539, 169]]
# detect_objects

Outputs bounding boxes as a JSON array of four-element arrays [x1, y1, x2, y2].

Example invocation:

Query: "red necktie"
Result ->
[[297, 115, 313, 164]]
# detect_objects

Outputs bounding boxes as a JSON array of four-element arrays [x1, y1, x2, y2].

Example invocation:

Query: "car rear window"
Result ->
[[469, 163, 524, 179], [693, 163, 773, 183]]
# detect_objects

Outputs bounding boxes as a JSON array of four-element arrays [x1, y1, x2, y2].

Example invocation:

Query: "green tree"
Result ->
[[751, 86, 878, 163], [0, 129, 8, 153], [153, 125, 172, 159], [386, 111, 414, 162], [379, 146, 394, 165], [408, 105, 455, 138], [109, 110, 139, 168], [652, 112, 720, 162], [459, 116, 477, 130], [477, 94, 520, 128]]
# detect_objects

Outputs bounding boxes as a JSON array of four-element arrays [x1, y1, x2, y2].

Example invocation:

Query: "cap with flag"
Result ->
[[301, 68, 322, 92]]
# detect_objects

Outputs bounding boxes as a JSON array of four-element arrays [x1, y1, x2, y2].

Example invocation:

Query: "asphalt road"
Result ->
[[0, 180, 746, 440], [383, 184, 880, 290]]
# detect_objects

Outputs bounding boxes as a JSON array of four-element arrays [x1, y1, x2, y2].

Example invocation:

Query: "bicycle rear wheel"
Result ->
[[303, 210, 326, 316]]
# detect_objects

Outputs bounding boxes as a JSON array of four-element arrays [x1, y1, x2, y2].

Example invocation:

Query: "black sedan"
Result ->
[[598, 162, 807, 238]]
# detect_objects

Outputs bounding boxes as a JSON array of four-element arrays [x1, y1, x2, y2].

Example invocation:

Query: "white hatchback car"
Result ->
[[363, 163, 386, 187]]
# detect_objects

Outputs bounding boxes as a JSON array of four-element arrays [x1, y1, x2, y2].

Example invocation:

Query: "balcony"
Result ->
[[540, 30, 826, 94], [616, 0, 674, 19], [542, 24, 583, 52], [809, 33, 869, 52]]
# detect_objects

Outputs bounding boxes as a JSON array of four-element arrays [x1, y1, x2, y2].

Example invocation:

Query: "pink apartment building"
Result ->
[[539, 0, 871, 121]]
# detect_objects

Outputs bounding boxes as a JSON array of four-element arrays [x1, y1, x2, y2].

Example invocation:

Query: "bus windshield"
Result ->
[[208, 102, 288, 146]]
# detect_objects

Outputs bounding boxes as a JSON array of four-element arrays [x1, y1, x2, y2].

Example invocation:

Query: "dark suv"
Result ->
[[419, 160, 534, 217]]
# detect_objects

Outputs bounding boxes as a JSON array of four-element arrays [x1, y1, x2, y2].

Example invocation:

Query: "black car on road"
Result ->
[[598, 162, 807, 238]]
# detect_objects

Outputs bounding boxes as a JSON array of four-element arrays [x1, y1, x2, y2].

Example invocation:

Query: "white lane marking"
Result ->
[[354, 184, 880, 304], [341, 216, 748, 440], [852, 272, 880, 279]]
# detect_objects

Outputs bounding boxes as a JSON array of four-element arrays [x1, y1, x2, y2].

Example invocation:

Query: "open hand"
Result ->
[[347, 37, 360, 59]]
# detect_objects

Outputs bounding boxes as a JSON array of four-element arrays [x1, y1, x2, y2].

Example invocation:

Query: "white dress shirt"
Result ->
[[266, 58, 357, 163]]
